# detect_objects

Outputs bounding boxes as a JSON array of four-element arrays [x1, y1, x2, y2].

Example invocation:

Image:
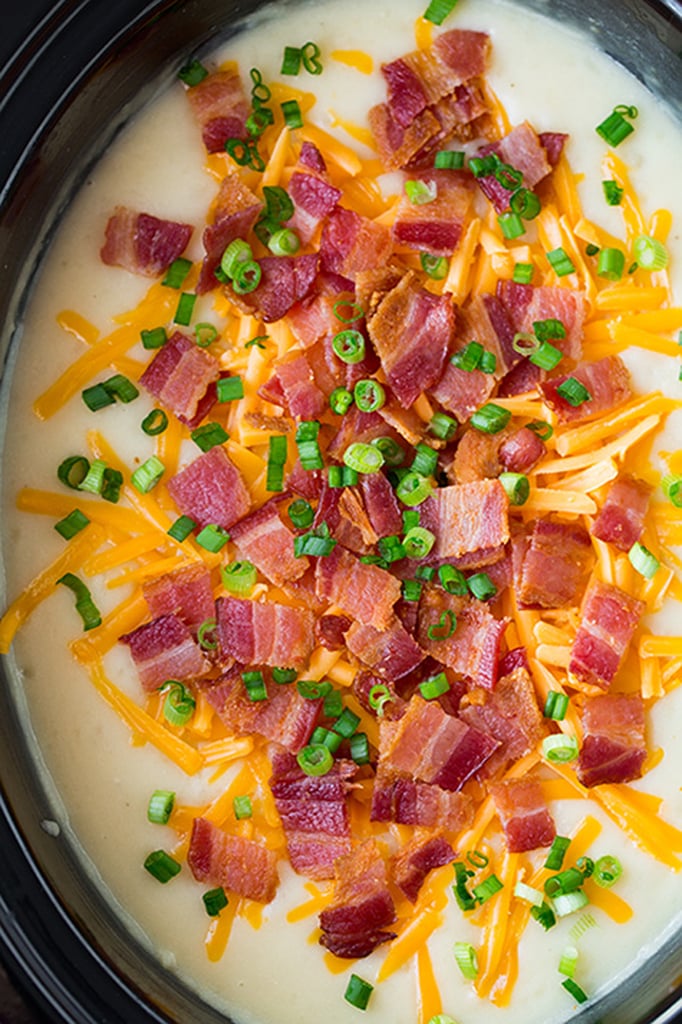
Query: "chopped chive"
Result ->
[[57, 573, 102, 631], [585, 243, 600, 257], [54, 509, 90, 540], [293, 523, 337, 557], [141, 409, 168, 436], [633, 234, 669, 271], [268, 228, 300, 256], [195, 523, 230, 553], [167, 515, 196, 541], [267, 434, 288, 492], [402, 578, 423, 602], [144, 850, 181, 883], [333, 298, 365, 324], [555, 377, 592, 407], [82, 382, 115, 411], [281, 99, 303, 129], [158, 681, 195, 726], [597, 247, 625, 281], [553, 890, 590, 918], [405, 178, 437, 205], [371, 436, 405, 467], [451, 340, 483, 372], [542, 734, 579, 763], [141, 326, 168, 349], [162, 257, 193, 289], [558, 946, 579, 978], [453, 941, 479, 980], [467, 572, 496, 601], [329, 386, 354, 415], [602, 179, 623, 205], [225, 137, 265, 172], [131, 456, 165, 494], [216, 376, 244, 402], [395, 470, 433, 506], [472, 873, 503, 903], [438, 564, 468, 595], [514, 881, 544, 906], [546, 247, 575, 277], [420, 253, 449, 279], [202, 887, 229, 916], [526, 419, 553, 442], [350, 732, 370, 765], [596, 105, 637, 147], [242, 670, 268, 702], [544, 836, 571, 871], [531, 901, 556, 930], [178, 59, 208, 86], [344, 974, 374, 1010], [470, 403, 511, 435], [344, 442, 384, 475], [190, 422, 229, 452], [513, 261, 534, 284], [147, 789, 175, 825], [562, 978, 589, 1004], [78, 458, 106, 495], [419, 671, 450, 700], [323, 689, 344, 718], [498, 211, 525, 239], [233, 795, 253, 820], [297, 743, 333, 777], [498, 472, 529, 506], [403, 526, 436, 559], [333, 707, 361, 739], [426, 609, 457, 641], [593, 855, 622, 888], [354, 378, 386, 412], [530, 340, 563, 371], [434, 150, 464, 169], [544, 690, 569, 720], [194, 322, 218, 347], [221, 560, 257, 595], [479, 350, 497, 374], [173, 292, 196, 326], [628, 540, 660, 578], [429, 411, 458, 441], [510, 187, 541, 219], [281, 45, 302, 75], [272, 668, 297, 685]]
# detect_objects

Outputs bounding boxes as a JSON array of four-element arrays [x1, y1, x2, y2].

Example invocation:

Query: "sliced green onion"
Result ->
[[451, 340, 483, 372], [245, 336, 268, 352], [434, 150, 464, 169], [220, 561, 257, 597], [378, 535, 406, 563], [54, 509, 90, 540], [225, 137, 265, 172], [585, 243, 600, 257], [344, 974, 374, 1011], [405, 179, 437, 205], [333, 298, 365, 324], [82, 382, 115, 411], [78, 458, 106, 495], [633, 234, 669, 271], [294, 524, 337, 557], [453, 942, 478, 980], [329, 386, 354, 415], [173, 292, 196, 326], [297, 679, 332, 700], [281, 45, 302, 75], [498, 472, 529, 506], [628, 540, 660, 579], [266, 434, 288, 492], [470, 403, 511, 435], [512, 332, 538, 357], [323, 689, 344, 718], [552, 889, 590, 918], [544, 836, 572, 872], [368, 684, 394, 717], [510, 187, 541, 219], [57, 573, 102, 631], [466, 849, 489, 869], [158, 681, 196, 726], [195, 524, 230, 553], [281, 99, 303, 129], [438, 564, 468, 595], [526, 419, 553, 442], [558, 946, 579, 978], [297, 743, 334, 777], [479, 350, 497, 374], [131, 456, 165, 494], [662, 474, 682, 508], [216, 376, 244, 402], [101, 468, 122, 505], [288, 499, 314, 529], [427, 610, 457, 641], [191, 422, 229, 452], [332, 329, 366, 363], [272, 668, 297, 685], [202, 887, 229, 916], [350, 732, 370, 765], [531, 901, 556, 930], [602, 179, 623, 205], [473, 874, 503, 904], [144, 850, 181, 883], [577, 856, 594, 878], [233, 795, 253, 820], [495, 161, 522, 190], [498, 211, 525, 239], [429, 412, 458, 441], [268, 228, 300, 256], [249, 67, 271, 104], [197, 618, 218, 651], [402, 578, 423, 602], [467, 572, 497, 601], [232, 260, 262, 294], [141, 326, 167, 349], [411, 442, 438, 478], [300, 41, 323, 74], [555, 377, 592, 407], [562, 978, 589, 1004], [344, 442, 384, 475], [544, 690, 569, 721], [597, 247, 625, 281], [296, 420, 324, 471], [419, 671, 451, 700], [141, 409, 169, 436], [194, 322, 218, 348], [328, 465, 358, 488], [530, 340, 563, 370], [420, 253, 449, 279], [311, 726, 343, 753], [178, 59, 208, 86], [354, 379, 386, 413], [596, 105, 637, 147], [546, 247, 576, 277], [514, 881, 544, 906], [423, 0, 458, 23], [242, 670, 268, 702], [468, 155, 498, 178], [542, 733, 579, 763], [167, 515, 196, 542], [162, 257, 193, 290], [593, 855, 622, 888], [403, 526, 436, 559], [147, 789, 175, 825], [333, 707, 361, 739], [513, 262, 534, 284], [371, 436, 405, 466], [395, 471, 433, 506]]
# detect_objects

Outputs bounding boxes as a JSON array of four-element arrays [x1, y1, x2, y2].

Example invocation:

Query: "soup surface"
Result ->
[[2, 1, 682, 1023]]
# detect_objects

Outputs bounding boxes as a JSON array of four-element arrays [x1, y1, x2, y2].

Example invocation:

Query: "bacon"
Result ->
[[539, 132, 568, 165], [368, 273, 453, 407], [139, 331, 220, 427], [315, 547, 401, 630], [286, 459, 325, 501], [167, 446, 251, 529], [392, 170, 475, 255], [451, 428, 507, 483], [141, 563, 215, 634], [489, 779, 556, 852], [186, 69, 250, 153], [289, 169, 342, 243], [229, 253, 319, 322], [319, 840, 396, 958], [230, 500, 308, 586], [475, 122, 552, 211], [204, 666, 320, 752], [369, 102, 444, 171], [197, 174, 262, 293], [100, 206, 193, 280], [217, 596, 315, 669], [417, 589, 508, 688], [327, 406, 399, 459], [430, 360, 495, 424], [513, 519, 592, 609], [576, 693, 647, 788], [269, 751, 355, 879], [419, 480, 509, 562], [539, 355, 632, 424], [378, 695, 499, 791], [459, 667, 545, 775], [320, 207, 392, 280], [498, 426, 546, 473], [459, 292, 518, 373], [498, 645, 530, 677], [497, 357, 541, 397], [591, 474, 652, 553], [188, 817, 278, 903], [120, 614, 208, 691], [286, 287, 352, 350], [392, 833, 455, 903], [496, 280, 585, 361], [259, 351, 327, 420], [360, 473, 403, 539], [370, 773, 472, 831], [353, 671, 406, 722], [345, 618, 426, 680], [316, 613, 353, 650], [568, 581, 644, 691]]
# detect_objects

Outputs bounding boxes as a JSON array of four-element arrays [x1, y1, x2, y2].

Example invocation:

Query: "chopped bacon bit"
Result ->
[[229, 253, 320, 323], [319, 839, 397, 958], [315, 547, 402, 630], [259, 351, 327, 421], [459, 292, 518, 373], [392, 833, 455, 903], [327, 406, 399, 459], [460, 667, 546, 776], [369, 102, 444, 171], [451, 428, 508, 483], [315, 613, 353, 650], [188, 817, 278, 903], [269, 752, 355, 879], [186, 68, 250, 153], [197, 173, 262, 293], [489, 778, 556, 852], [430, 360, 496, 425], [419, 480, 509, 562], [353, 671, 406, 721], [370, 772, 472, 831], [513, 519, 593, 609], [345, 617, 426, 680], [497, 646, 530, 677], [360, 473, 403, 539], [497, 357, 541, 397], [286, 459, 325, 501], [475, 122, 552, 211], [417, 588, 508, 689], [392, 170, 475, 255], [576, 693, 647, 788], [139, 331, 221, 427], [568, 581, 644, 691], [378, 695, 499, 791], [217, 596, 315, 668], [141, 563, 215, 634], [498, 426, 546, 474], [286, 287, 353, 350], [539, 131, 568, 165], [497, 280, 585, 362], [289, 169, 342, 244], [100, 207, 193, 278], [591, 474, 653, 553], [167, 446, 251, 530], [320, 207, 392, 280], [539, 355, 632, 424], [230, 500, 308, 586], [120, 614, 208, 691]]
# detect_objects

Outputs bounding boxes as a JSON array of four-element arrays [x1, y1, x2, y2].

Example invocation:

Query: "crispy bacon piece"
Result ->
[[269, 752, 356, 879], [359, 473, 403, 539], [230, 253, 320, 322], [286, 459, 324, 501], [498, 426, 546, 473], [167, 446, 251, 530], [141, 563, 215, 634], [591, 474, 653, 553], [197, 173, 262, 293], [392, 170, 475, 255], [315, 547, 402, 630], [139, 332, 220, 427], [319, 840, 396, 958], [288, 144, 342, 243], [370, 772, 472, 831], [286, 285, 352, 350], [367, 273, 453, 407], [259, 351, 327, 421], [459, 292, 517, 373], [316, 614, 353, 650], [540, 355, 632, 424], [392, 833, 455, 903], [576, 693, 647, 788], [430, 360, 495, 425], [345, 617, 425, 680], [498, 357, 541, 397], [188, 817, 278, 903], [120, 614, 208, 691], [100, 207, 193, 277], [230, 500, 308, 587], [450, 428, 508, 483], [568, 581, 644, 691], [513, 519, 592, 609], [490, 779, 556, 852], [419, 480, 509, 562], [460, 667, 545, 776], [498, 646, 530, 676], [320, 207, 392, 280], [369, 103, 444, 171], [475, 122, 552, 211], [353, 672, 406, 722], [186, 68, 250, 153], [496, 280, 585, 361], [417, 589, 508, 689], [378, 695, 499, 790], [327, 406, 399, 459], [217, 596, 315, 669]]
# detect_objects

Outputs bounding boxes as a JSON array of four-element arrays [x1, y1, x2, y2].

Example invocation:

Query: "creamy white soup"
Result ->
[[2, 1, 682, 1023]]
